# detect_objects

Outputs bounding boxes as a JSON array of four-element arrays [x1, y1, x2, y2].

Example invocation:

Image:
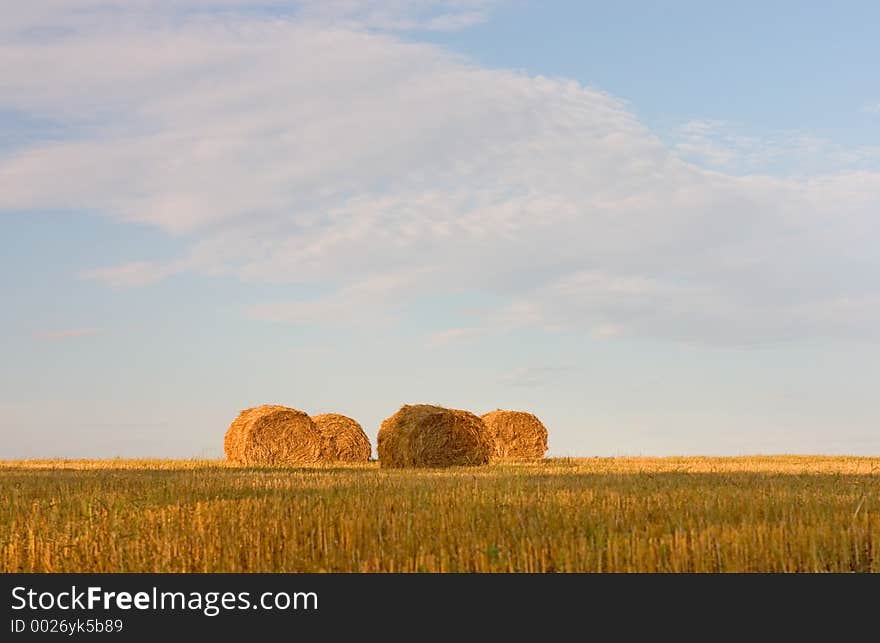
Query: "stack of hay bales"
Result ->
[[224, 405, 324, 466], [378, 404, 491, 468], [480, 409, 548, 462], [312, 413, 371, 462], [224, 403, 549, 468]]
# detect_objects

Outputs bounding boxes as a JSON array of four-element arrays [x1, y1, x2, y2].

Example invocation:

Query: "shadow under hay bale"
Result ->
[[480, 409, 548, 462], [312, 413, 372, 462], [224, 405, 324, 466], [377, 404, 491, 468]]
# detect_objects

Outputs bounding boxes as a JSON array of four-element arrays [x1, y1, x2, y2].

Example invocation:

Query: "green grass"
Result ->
[[1, 457, 878, 572]]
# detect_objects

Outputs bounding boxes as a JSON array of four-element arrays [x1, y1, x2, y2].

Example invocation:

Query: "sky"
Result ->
[[2, 0, 879, 459]]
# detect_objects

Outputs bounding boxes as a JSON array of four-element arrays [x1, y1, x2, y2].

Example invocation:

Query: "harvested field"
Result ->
[[2, 456, 878, 572]]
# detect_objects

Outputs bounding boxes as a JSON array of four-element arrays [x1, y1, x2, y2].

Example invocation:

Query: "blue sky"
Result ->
[[433, 2, 880, 135], [2, 1, 879, 458]]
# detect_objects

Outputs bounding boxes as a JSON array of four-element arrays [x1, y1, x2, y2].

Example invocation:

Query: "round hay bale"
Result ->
[[480, 409, 548, 462], [377, 404, 491, 468], [312, 413, 371, 462], [224, 405, 324, 466]]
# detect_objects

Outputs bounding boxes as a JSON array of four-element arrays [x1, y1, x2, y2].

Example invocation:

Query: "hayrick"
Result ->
[[11, 587, 150, 610]]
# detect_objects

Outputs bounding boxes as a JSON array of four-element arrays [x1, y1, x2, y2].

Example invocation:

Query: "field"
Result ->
[[1, 456, 878, 573]]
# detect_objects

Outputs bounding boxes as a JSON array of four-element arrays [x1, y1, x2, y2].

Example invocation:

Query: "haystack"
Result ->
[[377, 404, 491, 468], [312, 413, 371, 462], [480, 410, 548, 462], [224, 405, 324, 466]]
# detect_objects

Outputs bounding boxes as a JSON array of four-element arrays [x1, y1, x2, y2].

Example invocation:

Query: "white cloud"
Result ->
[[427, 327, 487, 345], [82, 261, 185, 287], [34, 328, 101, 340], [292, 0, 497, 31], [498, 366, 575, 388], [673, 119, 880, 174], [1, 1, 496, 37], [2, 2, 880, 347], [247, 270, 427, 324], [494, 266, 880, 346]]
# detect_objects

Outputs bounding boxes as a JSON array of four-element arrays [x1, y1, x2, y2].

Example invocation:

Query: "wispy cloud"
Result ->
[[81, 261, 184, 287], [2, 1, 498, 36], [247, 271, 427, 324], [34, 328, 100, 341], [673, 119, 880, 174], [293, 0, 497, 32], [2, 2, 880, 347], [862, 103, 880, 114], [427, 327, 488, 346], [498, 366, 576, 388]]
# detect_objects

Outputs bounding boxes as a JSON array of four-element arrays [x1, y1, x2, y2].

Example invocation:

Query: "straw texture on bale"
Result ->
[[480, 409, 549, 462], [312, 413, 372, 462], [377, 404, 491, 468], [224, 405, 324, 466]]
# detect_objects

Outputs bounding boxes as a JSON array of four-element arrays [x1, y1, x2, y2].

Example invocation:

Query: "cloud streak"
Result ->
[[427, 327, 488, 346], [34, 328, 101, 340], [498, 366, 576, 388], [673, 119, 880, 174], [2, 2, 879, 347]]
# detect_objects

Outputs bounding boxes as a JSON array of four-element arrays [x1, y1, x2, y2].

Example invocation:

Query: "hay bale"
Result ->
[[312, 413, 371, 462], [224, 405, 324, 466], [480, 409, 548, 462], [377, 404, 491, 468]]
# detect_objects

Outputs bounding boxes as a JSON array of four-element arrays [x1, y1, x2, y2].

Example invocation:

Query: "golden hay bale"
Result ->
[[224, 405, 324, 466], [311, 413, 372, 462], [480, 409, 548, 462], [377, 404, 491, 468]]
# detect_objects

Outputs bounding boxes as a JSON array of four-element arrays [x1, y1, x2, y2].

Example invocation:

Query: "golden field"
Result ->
[[1, 456, 878, 572]]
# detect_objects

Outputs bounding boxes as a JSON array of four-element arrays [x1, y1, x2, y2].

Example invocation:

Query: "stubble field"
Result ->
[[1, 456, 878, 572]]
